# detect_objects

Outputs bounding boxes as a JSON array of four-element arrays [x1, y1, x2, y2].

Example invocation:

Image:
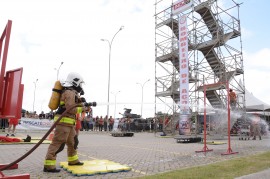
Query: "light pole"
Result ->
[[54, 61, 64, 80], [111, 91, 121, 119], [136, 79, 150, 118], [101, 26, 124, 123], [33, 79, 38, 113]]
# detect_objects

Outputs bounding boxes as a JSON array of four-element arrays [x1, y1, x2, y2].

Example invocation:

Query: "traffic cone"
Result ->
[[48, 130, 54, 141]]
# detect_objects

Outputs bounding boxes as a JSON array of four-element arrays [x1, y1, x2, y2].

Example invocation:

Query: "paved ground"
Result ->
[[0, 130, 270, 179]]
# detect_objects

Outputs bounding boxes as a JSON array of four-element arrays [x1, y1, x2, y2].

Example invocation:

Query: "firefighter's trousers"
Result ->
[[44, 124, 79, 170]]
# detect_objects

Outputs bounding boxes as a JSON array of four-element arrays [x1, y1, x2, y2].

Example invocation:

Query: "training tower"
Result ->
[[155, 0, 245, 134]]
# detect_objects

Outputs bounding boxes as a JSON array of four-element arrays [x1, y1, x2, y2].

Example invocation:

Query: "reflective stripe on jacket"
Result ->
[[54, 116, 76, 125]]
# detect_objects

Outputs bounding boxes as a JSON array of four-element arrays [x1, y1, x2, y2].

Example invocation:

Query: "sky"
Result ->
[[0, 0, 270, 118]]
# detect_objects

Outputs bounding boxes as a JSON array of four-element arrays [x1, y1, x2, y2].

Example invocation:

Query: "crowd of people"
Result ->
[[77, 115, 154, 132], [77, 113, 116, 132]]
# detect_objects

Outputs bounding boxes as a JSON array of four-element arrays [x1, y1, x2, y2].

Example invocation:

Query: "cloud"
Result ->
[[244, 48, 270, 104], [241, 27, 253, 40]]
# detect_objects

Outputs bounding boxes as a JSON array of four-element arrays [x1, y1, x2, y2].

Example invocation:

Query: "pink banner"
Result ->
[[179, 15, 189, 115]]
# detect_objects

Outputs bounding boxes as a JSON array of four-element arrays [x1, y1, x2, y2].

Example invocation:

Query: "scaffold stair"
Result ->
[[206, 90, 225, 109], [194, 1, 222, 38]]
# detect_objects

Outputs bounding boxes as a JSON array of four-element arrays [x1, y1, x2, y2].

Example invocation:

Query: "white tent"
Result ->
[[237, 80, 270, 112], [244, 88, 270, 111]]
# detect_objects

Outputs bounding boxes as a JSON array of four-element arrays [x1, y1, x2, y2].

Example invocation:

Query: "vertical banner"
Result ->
[[171, 0, 193, 135], [179, 15, 189, 115]]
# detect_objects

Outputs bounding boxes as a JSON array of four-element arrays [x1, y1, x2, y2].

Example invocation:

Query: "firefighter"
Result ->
[[43, 72, 90, 173], [252, 114, 262, 140], [229, 89, 237, 110]]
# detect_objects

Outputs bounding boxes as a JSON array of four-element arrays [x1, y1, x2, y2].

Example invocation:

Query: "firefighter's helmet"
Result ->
[[62, 72, 84, 92]]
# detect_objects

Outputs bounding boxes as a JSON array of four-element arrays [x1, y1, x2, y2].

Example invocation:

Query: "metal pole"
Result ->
[[101, 26, 124, 130], [112, 91, 120, 120], [54, 61, 64, 80], [33, 79, 38, 113], [57, 62, 64, 80], [136, 79, 150, 118]]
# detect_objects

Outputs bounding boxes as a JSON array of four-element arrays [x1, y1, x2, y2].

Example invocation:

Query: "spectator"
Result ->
[[104, 115, 108, 132], [94, 116, 99, 131], [99, 116, 104, 131], [85, 113, 92, 131], [0, 118, 8, 132], [159, 118, 163, 131], [108, 116, 114, 131], [75, 112, 84, 135], [126, 116, 131, 132], [6, 118, 19, 137]]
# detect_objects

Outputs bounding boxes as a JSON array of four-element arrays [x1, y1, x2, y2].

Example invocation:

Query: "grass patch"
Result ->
[[135, 151, 270, 179]]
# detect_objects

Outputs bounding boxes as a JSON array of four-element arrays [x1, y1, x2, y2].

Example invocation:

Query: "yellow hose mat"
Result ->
[[204, 141, 227, 145], [60, 160, 131, 176], [0, 139, 51, 145]]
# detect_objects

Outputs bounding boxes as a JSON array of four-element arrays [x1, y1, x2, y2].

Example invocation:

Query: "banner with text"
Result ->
[[17, 118, 53, 130], [172, 0, 193, 15], [179, 15, 189, 115]]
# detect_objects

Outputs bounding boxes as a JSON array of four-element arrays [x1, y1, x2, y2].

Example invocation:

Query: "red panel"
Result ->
[[16, 84, 24, 118], [0, 68, 23, 118], [0, 173, 30, 179], [0, 164, 18, 170], [0, 20, 12, 110]]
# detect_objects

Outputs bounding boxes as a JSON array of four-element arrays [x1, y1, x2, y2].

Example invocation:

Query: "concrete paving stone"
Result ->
[[1, 131, 270, 178]]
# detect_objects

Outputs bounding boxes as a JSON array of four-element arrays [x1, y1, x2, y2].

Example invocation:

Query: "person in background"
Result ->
[[108, 116, 114, 131], [98, 116, 104, 131], [159, 117, 163, 131], [86, 112, 93, 131], [84, 112, 90, 131], [0, 118, 8, 132], [126, 116, 131, 132], [75, 112, 85, 135], [104, 115, 108, 132], [0, 135, 31, 143], [94, 116, 99, 131], [6, 118, 19, 137], [252, 114, 262, 140], [229, 89, 237, 110]]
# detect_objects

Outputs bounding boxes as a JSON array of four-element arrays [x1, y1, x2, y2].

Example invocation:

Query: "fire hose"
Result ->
[[0, 103, 80, 174]]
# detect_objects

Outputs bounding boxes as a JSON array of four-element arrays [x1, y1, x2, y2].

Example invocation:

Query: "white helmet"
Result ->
[[62, 72, 84, 89]]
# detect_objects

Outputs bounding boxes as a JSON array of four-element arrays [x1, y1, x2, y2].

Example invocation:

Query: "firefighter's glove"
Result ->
[[84, 106, 91, 112]]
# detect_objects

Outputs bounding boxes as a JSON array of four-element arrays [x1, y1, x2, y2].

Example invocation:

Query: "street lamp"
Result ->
[[111, 91, 121, 119], [54, 61, 64, 80], [33, 79, 38, 113], [101, 26, 124, 122], [136, 79, 150, 118]]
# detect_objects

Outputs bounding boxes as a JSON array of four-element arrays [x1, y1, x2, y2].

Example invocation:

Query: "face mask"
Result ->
[[74, 85, 83, 94], [80, 90, 85, 95]]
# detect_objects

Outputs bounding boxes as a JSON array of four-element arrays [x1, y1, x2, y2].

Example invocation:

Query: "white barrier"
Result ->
[[17, 118, 53, 130]]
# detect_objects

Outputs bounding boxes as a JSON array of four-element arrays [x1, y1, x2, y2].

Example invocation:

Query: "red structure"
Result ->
[[0, 20, 28, 179], [221, 81, 238, 155], [194, 81, 238, 155]]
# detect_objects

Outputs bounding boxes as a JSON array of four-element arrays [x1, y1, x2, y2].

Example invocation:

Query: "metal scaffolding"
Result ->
[[155, 0, 245, 135]]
